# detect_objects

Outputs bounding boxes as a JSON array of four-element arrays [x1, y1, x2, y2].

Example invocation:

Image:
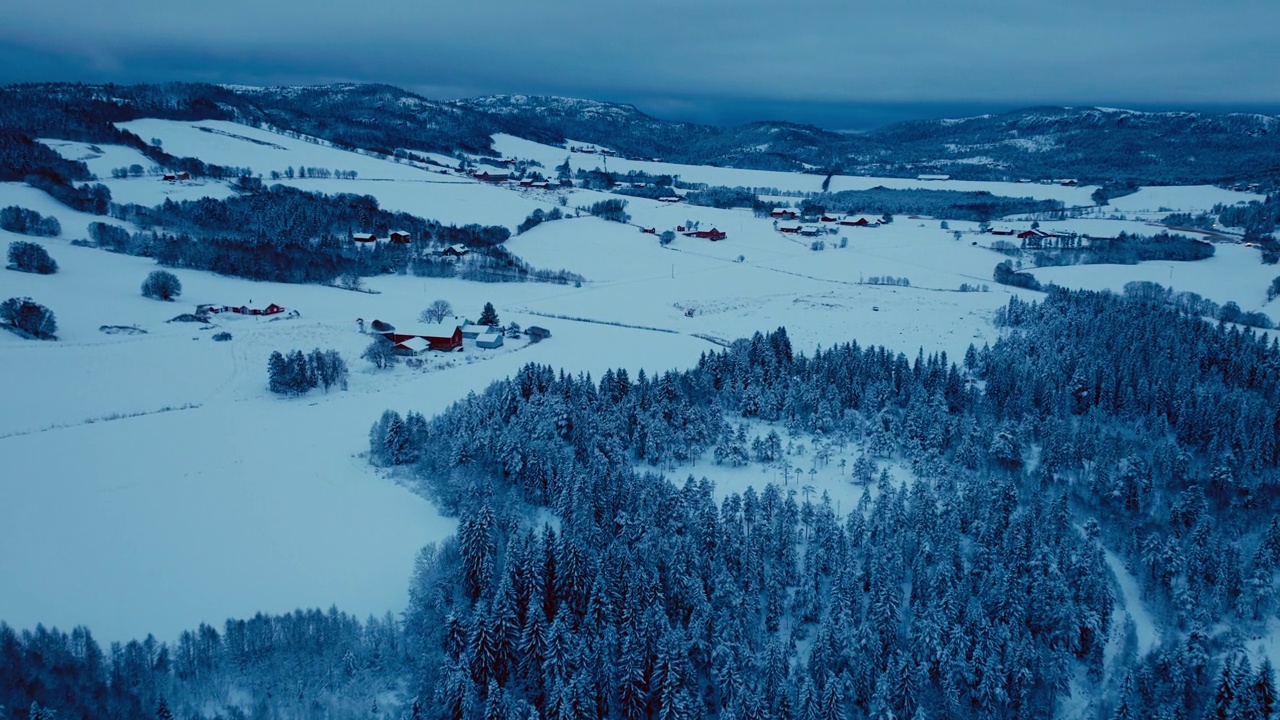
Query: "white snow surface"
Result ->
[[1106, 185, 1263, 215], [37, 139, 156, 179], [1102, 549, 1159, 656], [117, 119, 445, 181]]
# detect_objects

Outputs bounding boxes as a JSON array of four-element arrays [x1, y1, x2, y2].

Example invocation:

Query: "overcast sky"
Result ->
[[3, 0, 1278, 129]]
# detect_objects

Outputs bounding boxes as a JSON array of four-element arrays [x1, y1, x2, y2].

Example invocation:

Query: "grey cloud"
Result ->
[[2, 0, 1278, 125]]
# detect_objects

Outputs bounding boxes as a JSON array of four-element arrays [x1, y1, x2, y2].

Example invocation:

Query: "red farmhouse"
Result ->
[[381, 324, 463, 352]]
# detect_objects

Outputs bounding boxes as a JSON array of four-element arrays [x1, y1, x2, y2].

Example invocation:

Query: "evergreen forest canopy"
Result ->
[[9, 288, 1276, 719]]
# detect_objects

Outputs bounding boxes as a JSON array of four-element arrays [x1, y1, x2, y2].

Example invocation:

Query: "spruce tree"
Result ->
[[479, 301, 499, 326], [268, 351, 289, 394]]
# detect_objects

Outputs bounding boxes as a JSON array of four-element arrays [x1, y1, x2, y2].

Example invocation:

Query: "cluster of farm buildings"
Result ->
[[367, 319, 551, 357], [197, 302, 287, 317]]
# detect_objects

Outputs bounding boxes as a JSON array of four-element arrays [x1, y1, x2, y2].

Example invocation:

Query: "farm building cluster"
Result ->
[[351, 231, 413, 244], [362, 318, 552, 357], [774, 211, 885, 237], [197, 302, 287, 317]]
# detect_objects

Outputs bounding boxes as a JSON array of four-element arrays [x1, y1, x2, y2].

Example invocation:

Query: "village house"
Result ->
[[353, 233, 376, 243], [442, 244, 469, 257], [389, 231, 411, 244], [840, 215, 881, 227], [391, 337, 432, 357], [460, 321, 489, 340], [472, 168, 511, 182], [475, 331, 504, 349], [771, 209, 799, 220], [684, 228, 727, 241], [778, 225, 803, 234], [382, 322, 463, 352]]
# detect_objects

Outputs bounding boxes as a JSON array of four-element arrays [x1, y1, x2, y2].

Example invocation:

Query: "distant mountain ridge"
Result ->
[[2, 82, 1278, 186]]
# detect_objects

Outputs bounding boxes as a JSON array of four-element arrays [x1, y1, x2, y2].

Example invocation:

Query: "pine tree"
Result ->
[[268, 351, 289, 394], [479, 301, 499, 326], [1258, 657, 1277, 720]]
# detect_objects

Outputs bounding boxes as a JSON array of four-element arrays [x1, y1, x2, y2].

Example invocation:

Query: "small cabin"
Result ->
[[442, 244, 469, 257], [389, 231, 411, 244], [473, 169, 511, 182], [353, 233, 376, 243], [641, 227, 657, 234], [392, 337, 432, 356], [476, 332, 504, 349]]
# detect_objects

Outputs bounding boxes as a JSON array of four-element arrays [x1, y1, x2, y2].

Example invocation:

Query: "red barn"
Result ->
[[262, 303, 285, 315], [382, 323, 463, 352], [472, 169, 511, 182], [685, 228, 727, 241]]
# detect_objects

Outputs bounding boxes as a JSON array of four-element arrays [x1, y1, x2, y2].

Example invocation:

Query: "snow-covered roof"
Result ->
[[394, 337, 431, 352], [353, 233, 375, 240], [403, 321, 460, 338]]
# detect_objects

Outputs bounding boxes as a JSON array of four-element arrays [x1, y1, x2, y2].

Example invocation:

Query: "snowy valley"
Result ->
[[3, 86, 1280, 720]]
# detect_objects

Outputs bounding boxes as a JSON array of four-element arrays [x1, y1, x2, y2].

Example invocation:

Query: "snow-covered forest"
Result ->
[[10, 287, 1280, 719]]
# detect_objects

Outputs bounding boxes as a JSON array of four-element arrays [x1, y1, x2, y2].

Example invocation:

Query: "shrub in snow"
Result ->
[[1, 296, 57, 339], [362, 336, 399, 369], [212, 331, 232, 342], [89, 222, 132, 252], [0, 206, 60, 236], [7, 241, 57, 274], [141, 270, 182, 301]]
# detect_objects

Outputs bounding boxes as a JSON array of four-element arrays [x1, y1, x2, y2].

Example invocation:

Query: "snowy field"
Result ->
[[5, 118, 1277, 646], [490, 134, 1103, 205], [37, 139, 156, 179], [1034, 243, 1280, 322]]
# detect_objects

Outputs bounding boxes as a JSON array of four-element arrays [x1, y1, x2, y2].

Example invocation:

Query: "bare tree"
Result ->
[[419, 299, 453, 324]]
